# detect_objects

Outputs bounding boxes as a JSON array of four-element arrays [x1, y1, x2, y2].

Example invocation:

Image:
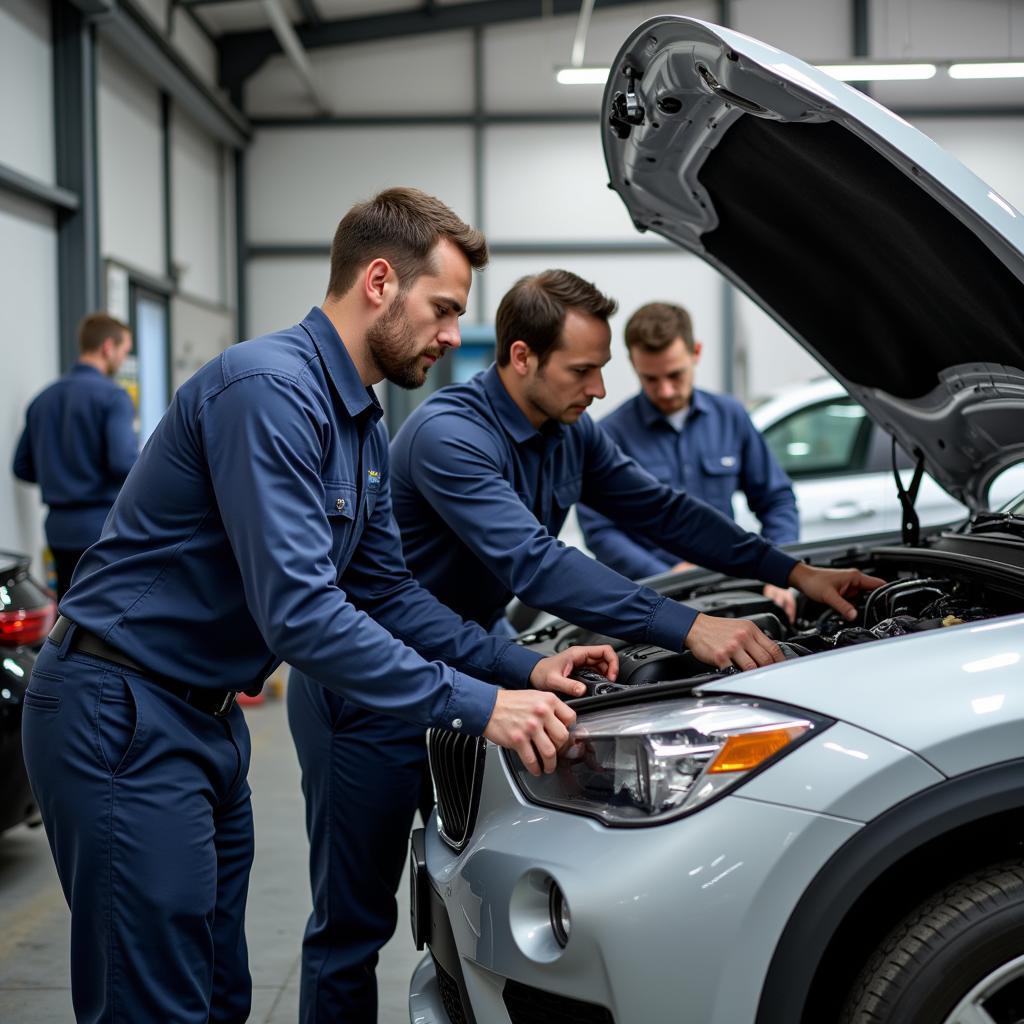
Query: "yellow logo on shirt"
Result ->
[[367, 469, 381, 491]]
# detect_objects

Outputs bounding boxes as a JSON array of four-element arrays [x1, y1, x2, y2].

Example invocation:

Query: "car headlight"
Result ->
[[506, 696, 829, 825]]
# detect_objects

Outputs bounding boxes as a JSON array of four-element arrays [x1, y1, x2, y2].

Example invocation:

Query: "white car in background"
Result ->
[[735, 377, 1024, 542]]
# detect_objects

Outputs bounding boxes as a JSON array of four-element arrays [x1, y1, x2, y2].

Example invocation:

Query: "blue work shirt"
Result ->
[[390, 365, 797, 645], [13, 364, 138, 549], [578, 390, 799, 580], [61, 309, 539, 734]]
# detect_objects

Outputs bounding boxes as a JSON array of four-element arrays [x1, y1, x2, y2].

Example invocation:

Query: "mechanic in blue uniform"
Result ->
[[577, 301, 799, 619], [391, 268, 883, 661], [13, 313, 137, 597], [21, 191, 613, 1024]]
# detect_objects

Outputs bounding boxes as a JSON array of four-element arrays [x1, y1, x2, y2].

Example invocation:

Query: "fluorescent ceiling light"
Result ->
[[556, 66, 610, 85], [949, 61, 1024, 79], [817, 63, 937, 81]]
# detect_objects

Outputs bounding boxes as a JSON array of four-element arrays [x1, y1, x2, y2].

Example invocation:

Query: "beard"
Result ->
[[365, 298, 439, 390], [523, 369, 575, 426]]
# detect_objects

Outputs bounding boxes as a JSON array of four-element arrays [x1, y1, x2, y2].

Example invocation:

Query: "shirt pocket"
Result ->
[[698, 453, 741, 508], [323, 481, 358, 563]]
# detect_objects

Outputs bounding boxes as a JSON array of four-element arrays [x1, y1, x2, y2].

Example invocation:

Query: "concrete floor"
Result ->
[[0, 685, 425, 1023]]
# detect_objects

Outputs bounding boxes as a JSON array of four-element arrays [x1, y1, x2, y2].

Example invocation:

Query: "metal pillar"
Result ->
[[53, 0, 101, 371]]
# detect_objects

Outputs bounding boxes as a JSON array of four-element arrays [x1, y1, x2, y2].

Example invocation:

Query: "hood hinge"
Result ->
[[893, 437, 926, 545]]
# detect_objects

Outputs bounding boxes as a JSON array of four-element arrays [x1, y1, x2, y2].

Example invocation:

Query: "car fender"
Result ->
[[755, 759, 1024, 1024]]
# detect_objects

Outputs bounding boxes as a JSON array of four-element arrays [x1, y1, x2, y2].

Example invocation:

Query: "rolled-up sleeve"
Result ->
[[201, 372, 500, 734]]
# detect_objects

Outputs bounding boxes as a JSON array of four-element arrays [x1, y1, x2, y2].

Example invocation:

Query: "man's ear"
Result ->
[[692, 340, 703, 364], [363, 258, 394, 310], [508, 340, 534, 377]]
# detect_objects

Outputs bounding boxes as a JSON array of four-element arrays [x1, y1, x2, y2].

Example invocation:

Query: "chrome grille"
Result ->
[[427, 729, 485, 851]]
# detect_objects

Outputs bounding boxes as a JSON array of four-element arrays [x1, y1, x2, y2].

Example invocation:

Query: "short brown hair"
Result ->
[[326, 186, 488, 298], [78, 313, 130, 354], [494, 270, 617, 367], [624, 302, 695, 354]]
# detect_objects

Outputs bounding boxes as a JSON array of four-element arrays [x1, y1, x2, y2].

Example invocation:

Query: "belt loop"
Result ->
[[56, 621, 77, 660]]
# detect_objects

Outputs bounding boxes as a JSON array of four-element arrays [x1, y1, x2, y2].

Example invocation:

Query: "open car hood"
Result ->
[[603, 17, 1024, 510]]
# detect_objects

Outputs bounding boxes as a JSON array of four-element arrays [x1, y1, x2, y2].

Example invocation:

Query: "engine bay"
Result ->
[[515, 533, 1024, 696]]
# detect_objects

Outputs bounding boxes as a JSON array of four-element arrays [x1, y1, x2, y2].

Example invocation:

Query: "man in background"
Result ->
[[13, 312, 137, 597], [578, 301, 799, 619]]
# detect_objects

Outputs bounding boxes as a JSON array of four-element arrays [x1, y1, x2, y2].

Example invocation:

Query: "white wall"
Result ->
[[247, 126, 477, 244], [0, 0, 57, 573], [171, 5, 219, 91], [0, 192, 60, 573], [247, 256, 329, 339], [172, 106, 227, 304], [0, 0, 54, 185], [247, 29, 475, 117], [483, 124, 636, 241], [97, 42, 166, 278], [171, 296, 236, 391], [732, 0, 850, 58]]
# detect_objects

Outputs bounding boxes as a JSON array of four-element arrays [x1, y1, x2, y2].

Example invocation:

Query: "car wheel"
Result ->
[[841, 861, 1024, 1024]]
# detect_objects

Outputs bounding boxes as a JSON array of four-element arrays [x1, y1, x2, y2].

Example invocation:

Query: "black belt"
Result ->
[[49, 616, 238, 717]]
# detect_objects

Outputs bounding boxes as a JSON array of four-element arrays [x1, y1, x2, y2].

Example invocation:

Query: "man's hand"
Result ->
[[529, 644, 619, 698], [684, 612, 784, 671], [483, 690, 577, 776], [763, 583, 797, 623], [788, 563, 886, 621], [672, 560, 696, 573]]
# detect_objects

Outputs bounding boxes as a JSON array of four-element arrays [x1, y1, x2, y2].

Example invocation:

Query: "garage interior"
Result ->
[[1, 1, 1023, 1022]]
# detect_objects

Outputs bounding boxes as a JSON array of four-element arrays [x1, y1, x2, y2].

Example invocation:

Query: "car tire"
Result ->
[[841, 860, 1024, 1024]]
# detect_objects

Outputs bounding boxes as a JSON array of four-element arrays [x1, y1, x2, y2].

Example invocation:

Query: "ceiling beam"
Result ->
[[219, 0, 653, 91]]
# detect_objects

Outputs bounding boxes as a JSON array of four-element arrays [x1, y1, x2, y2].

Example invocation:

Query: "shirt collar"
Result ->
[[481, 363, 550, 445], [689, 388, 711, 419], [72, 363, 105, 377], [637, 388, 710, 428], [301, 307, 381, 422]]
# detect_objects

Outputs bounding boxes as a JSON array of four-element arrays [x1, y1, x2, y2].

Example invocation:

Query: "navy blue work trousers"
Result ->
[[287, 670, 432, 1024], [21, 634, 254, 1024]]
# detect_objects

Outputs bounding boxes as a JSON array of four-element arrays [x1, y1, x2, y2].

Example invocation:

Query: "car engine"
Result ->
[[515, 531, 1024, 696]]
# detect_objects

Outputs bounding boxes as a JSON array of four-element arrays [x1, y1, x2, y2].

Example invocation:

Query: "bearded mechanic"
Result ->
[[22, 191, 613, 1024]]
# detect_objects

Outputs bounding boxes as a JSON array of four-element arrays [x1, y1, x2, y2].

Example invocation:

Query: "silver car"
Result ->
[[409, 16, 1024, 1024]]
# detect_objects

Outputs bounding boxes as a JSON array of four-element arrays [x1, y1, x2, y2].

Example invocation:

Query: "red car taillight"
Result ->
[[0, 602, 56, 646]]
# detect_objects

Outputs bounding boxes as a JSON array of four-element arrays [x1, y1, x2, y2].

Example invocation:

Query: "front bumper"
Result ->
[[409, 721, 942, 1024]]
